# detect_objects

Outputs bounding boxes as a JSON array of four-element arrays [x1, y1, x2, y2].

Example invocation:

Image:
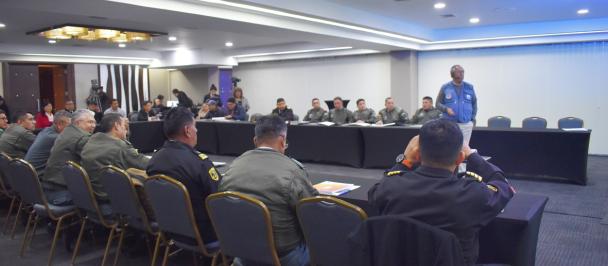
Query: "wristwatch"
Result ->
[[395, 154, 414, 170]]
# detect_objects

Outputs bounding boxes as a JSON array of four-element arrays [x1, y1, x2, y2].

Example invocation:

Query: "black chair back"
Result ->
[[5, 159, 46, 206], [522, 117, 547, 129], [206, 191, 280, 266], [487, 116, 511, 128], [297, 196, 367, 266], [99, 166, 153, 232], [0, 152, 13, 193], [558, 117, 584, 129], [62, 161, 110, 224]]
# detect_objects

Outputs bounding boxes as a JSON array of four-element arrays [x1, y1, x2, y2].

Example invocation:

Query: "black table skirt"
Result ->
[[196, 122, 219, 154], [129, 121, 165, 153], [287, 125, 363, 167], [215, 122, 256, 155]]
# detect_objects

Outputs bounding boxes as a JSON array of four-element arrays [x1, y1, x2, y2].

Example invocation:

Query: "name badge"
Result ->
[[465, 94, 472, 100], [446, 93, 452, 100]]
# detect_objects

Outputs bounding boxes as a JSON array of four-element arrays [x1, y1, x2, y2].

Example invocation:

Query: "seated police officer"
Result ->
[[368, 119, 514, 265], [410, 96, 441, 125], [147, 107, 221, 244], [24, 110, 72, 176], [303, 98, 326, 123], [0, 112, 36, 158], [271, 98, 295, 121], [325, 97, 354, 125]]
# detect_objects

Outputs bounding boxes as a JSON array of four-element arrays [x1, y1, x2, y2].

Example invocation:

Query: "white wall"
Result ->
[[73, 64, 98, 109], [149, 69, 170, 101], [418, 41, 607, 154], [233, 54, 392, 117], [167, 68, 209, 104]]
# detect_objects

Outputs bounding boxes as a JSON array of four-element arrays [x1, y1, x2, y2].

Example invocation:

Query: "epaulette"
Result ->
[[290, 157, 305, 169], [197, 152, 208, 161], [463, 171, 483, 182], [385, 170, 404, 177]]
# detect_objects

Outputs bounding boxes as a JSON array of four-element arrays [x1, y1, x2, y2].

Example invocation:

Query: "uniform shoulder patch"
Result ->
[[487, 184, 498, 192], [465, 171, 483, 182], [208, 167, 220, 181], [386, 170, 404, 177], [198, 153, 208, 160]]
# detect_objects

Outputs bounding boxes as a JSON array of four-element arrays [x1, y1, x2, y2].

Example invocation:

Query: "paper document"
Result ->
[[313, 181, 360, 196], [345, 122, 371, 127], [372, 123, 395, 127], [561, 128, 588, 132], [317, 121, 335, 126], [213, 162, 227, 167]]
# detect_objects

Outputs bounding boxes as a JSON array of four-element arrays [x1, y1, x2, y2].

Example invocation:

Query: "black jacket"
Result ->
[[348, 214, 465, 266], [176, 92, 194, 108], [271, 107, 295, 121]]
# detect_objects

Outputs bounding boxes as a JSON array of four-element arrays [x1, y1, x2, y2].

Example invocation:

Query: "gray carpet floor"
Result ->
[[0, 155, 606, 266]]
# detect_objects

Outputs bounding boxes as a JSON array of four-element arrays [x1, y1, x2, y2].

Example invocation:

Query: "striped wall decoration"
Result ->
[[98, 64, 150, 114]]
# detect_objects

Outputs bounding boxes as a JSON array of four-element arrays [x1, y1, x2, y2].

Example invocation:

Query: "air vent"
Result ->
[[440, 14, 456, 18]]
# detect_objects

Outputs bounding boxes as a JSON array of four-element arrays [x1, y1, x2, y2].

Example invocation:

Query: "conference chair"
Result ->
[[206, 191, 280, 266], [292, 114, 299, 122], [99, 166, 160, 266], [249, 113, 263, 123], [558, 117, 584, 129], [144, 174, 220, 266], [522, 117, 547, 129], [487, 116, 511, 129], [297, 196, 367, 266], [0, 152, 19, 235], [5, 159, 76, 266], [62, 161, 119, 266], [347, 214, 465, 266]]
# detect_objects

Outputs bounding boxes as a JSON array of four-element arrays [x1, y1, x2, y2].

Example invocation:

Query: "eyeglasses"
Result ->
[[0, 116, 7, 120]]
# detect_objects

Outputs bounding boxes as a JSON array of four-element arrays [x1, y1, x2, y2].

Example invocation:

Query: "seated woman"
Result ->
[[35, 102, 54, 129]]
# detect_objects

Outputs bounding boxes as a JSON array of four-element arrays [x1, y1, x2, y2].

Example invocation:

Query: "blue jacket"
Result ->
[[437, 81, 477, 123], [224, 105, 247, 121]]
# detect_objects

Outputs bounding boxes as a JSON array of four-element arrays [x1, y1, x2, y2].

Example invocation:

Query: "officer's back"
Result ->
[[369, 119, 514, 265]]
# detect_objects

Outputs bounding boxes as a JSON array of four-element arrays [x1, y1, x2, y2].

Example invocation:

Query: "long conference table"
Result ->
[[129, 120, 591, 184]]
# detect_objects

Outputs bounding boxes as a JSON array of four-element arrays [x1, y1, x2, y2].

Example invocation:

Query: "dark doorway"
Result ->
[[38, 64, 68, 111]]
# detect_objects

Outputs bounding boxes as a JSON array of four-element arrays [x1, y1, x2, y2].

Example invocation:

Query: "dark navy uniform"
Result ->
[[368, 152, 514, 265], [147, 140, 221, 243]]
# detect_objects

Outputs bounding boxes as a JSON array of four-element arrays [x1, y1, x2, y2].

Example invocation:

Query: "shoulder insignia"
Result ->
[[386, 170, 403, 177], [208, 167, 220, 181], [487, 184, 498, 192], [465, 171, 483, 182], [198, 153, 208, 160]]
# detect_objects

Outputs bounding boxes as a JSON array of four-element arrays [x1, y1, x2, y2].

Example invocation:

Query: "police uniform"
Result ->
[[220, 147, 318, 256], [353, 108, 377, 123], [410, 107, 441, 125], [377, 107, 409, 125], [81, 132, 150, 200], [325, 108, 354, 125], [303, 108, 326, 122], [147, 140, 221, 244], [0, 124, 36, 158], [369, 152, 514, 265], [43, 125, 92, 189]]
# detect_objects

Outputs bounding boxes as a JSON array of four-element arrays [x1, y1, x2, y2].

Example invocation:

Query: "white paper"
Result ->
[[561, 128, 588, 132], [317, 121, 335, 126]]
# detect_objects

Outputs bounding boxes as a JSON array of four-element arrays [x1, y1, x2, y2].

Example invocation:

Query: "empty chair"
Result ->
[[206, 191, 279, 266], [558, 117, 584, 129], [348, 214, 465, 266], [249, 113, 263, 123], [297, 196, 367, 266], [99, 165, 160, 266], [292, 114, 300, 122], [5, 159, 76, 266], [522, 117, 547, 129], [487, 116, 511, 129], [0, 152, 19, 235], [144, 174, 219, 266], [62, 161, 118, 266]]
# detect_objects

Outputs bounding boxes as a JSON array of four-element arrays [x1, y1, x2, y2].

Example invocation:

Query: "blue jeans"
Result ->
[[233, 243, 310, 266]]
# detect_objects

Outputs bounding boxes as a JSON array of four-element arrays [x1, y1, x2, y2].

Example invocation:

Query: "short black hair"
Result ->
[[227, 97, 236, 104], [255, 115, 287, 142], [172, 89, 179, 94], [163, 107, 195, 139], [333, 96, 343, 102], [356, 98, 365, 105], [157, 94, 165, 100], [14, 112, 31, 123], [312, 98, 319, 103], [419, 119, 463, 166], [277, 98, 285, 104], [111, 99, 118, 104], [142, 101, 152, 106], [423, 96, 433, 102], [99, 113, 123, 133], [210, 84, 217, 91]]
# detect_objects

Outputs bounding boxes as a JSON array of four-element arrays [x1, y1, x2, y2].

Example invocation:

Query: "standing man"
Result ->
[[104, 99, 127, 117], [25, 111, 72, 176], [0, 110, 9, 137], [0, 112, 36, 158], [303, 98, 327, 123], [87, 101, 104, 123], [377, 97, 409, 125], [410, 96, 441, 125], [436, 65, 477, 145], [220, 115, 318, 266], [224, 98, 247, 121], [353, 98, 376, 124], [325, 97, 354, 125], [271, 98, 295, 121]]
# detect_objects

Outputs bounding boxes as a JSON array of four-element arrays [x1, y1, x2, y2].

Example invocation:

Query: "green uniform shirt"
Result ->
[[326, 108, 354, 125], [353, 108, 377, 123], [81, 132, 149, 200], [410, 107, 441, 125], [42, 124, 92, 187], [303, 108, 327, 122], [220, 148, 319, 254], [0, 124, 36, 158], [378, 107, 409, 125]]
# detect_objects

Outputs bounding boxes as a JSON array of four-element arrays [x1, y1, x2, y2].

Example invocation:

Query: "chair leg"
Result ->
[[150, 233, 162, 266], [161, 240, 172, 266], [19, 210, 36, 257], [47, 215, 67, 266], [221, 253, 229, 266], [210, 253, 218, 266], [112, 228, 126, 266], [2, 197, 16, 234], [71, 218, 87, 265], [101, 226, 116, 266], [28, 216, 40, 246], [10, 201, 23, 239]]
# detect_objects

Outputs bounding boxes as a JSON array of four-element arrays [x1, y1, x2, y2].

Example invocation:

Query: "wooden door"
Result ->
[[3, 64, 40, 121]]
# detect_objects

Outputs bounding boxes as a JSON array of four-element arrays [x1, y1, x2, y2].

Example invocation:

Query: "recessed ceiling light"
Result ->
[[469, 17, 480, 24], [577, 9, 589, 15], [0, 23, 5, 28], [48, 40, 56, 44], [225, 42, 234, 47], [118, 43, 126, 48], [434, 3, 446, 9], [168, 36, 177, 41]]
